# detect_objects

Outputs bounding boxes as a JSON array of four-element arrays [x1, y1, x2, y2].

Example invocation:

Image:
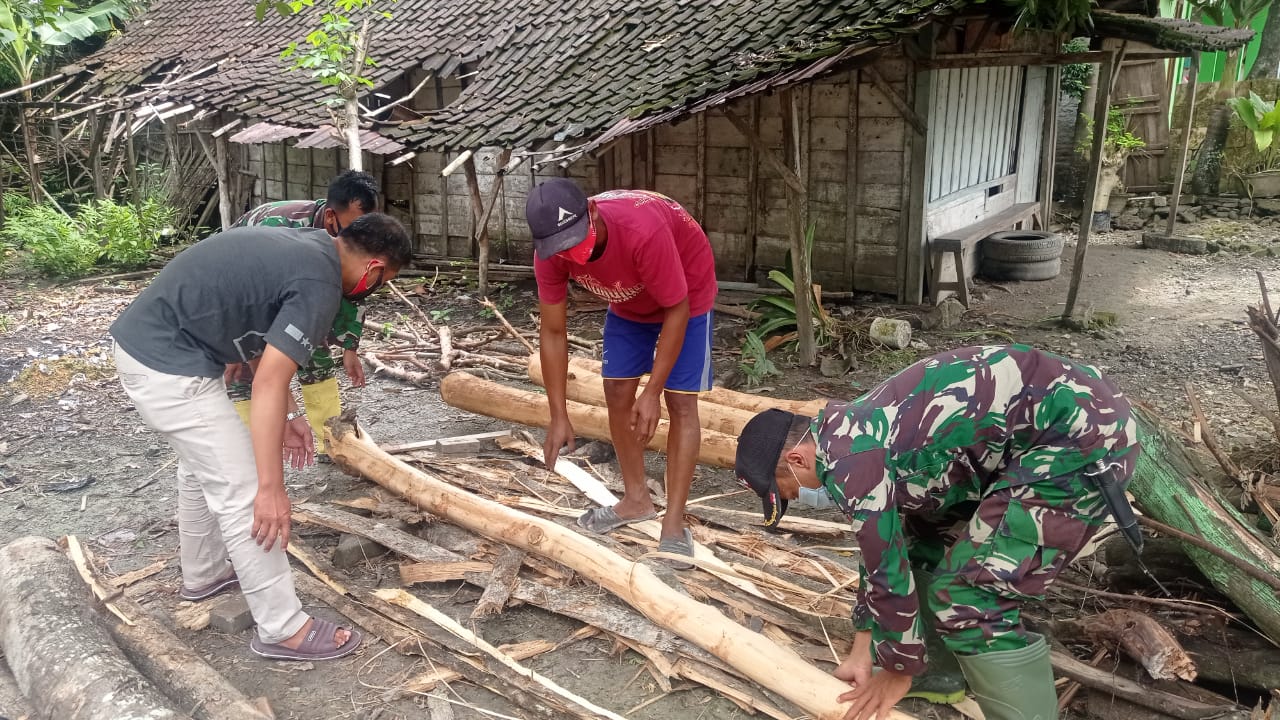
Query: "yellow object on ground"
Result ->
[[300, 377, 342, 453]]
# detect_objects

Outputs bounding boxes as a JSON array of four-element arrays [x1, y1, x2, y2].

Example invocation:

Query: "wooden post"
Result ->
[[280, 142, 289, 201], [88, 111, 106, 200], [845, 71, 860, 291], [1166, 52, 1199, 237], [125, 130, 139, 204], [1062, 50, 1118, 322], [473, 148, 512, 298], [745, 97, 760, 282], [462, 155, 485, 263], [695, 112, 707, 222], [902, 51, 933, 305], [1039, 66, 1060, 230], [781, 87, 816, 365]]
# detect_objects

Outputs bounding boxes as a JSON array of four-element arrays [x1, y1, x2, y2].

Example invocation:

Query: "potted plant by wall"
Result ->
[[1225, 92, 1280, 199], [1078, 108, 1146, 232]]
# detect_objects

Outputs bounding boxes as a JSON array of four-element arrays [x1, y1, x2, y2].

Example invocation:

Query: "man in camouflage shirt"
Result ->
[[225, 170, 381, 458], [735, 345, 1139, 720]]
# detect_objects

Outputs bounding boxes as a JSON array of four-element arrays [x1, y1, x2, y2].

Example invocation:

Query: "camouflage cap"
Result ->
[[735, 409, 795, 530]]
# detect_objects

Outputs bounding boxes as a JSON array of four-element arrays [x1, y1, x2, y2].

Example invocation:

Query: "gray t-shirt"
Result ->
[[111, 226, 342, 377]]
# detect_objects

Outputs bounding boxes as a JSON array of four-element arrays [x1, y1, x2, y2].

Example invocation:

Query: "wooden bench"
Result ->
[[929, 201, 1042, 307]]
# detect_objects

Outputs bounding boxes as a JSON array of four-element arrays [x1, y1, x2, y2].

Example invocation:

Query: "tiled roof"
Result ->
[[388, 0, 965, 152], [61, 2, 1253, 155], [64, 0, 965, 153]]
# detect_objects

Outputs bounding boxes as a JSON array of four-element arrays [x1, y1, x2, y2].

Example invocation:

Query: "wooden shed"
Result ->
[[44, 1, 1252, 306]]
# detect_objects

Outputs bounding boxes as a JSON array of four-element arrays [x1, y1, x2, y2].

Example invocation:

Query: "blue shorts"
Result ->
[[601, 310, 714, 393]]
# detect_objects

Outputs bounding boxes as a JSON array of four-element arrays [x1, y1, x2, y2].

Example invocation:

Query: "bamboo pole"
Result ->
[[323, 416, 912, 720]]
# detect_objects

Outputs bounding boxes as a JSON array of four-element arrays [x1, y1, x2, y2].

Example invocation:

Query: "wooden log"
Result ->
[[0, 660, 34, 720], [1065, 609, 1196, 681], [471, 546, 526, 619], [0, 536, 193, 720], [1050, 649, 1246, 720], [1130, 406, 1280, 645], [399, 560, 494, 585], [440, 372, 737, 468], [71, 539, 275, 720], [323, 416, 912, 720], [558, 356, 828, 417], [528, 354, 759, 436]]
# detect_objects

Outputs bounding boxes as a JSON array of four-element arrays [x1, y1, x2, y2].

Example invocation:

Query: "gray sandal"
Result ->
[[249, 617, 362, 661], [656, 528, 695, 570], [576, 506, 656, 534]]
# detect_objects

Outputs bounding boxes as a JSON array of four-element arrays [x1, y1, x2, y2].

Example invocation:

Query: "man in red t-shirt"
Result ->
[[528, 179, 717, 566]]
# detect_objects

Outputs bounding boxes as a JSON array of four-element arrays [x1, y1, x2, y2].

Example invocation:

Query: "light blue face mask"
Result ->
[[786, 435, 835, 509], [796, 485, 835, 509]]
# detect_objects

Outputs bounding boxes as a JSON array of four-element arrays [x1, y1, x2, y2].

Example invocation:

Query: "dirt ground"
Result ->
[[0, 220, 1277, 720]]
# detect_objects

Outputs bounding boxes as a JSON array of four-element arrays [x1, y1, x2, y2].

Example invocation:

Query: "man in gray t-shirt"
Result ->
[[111, 213, 411, 661]]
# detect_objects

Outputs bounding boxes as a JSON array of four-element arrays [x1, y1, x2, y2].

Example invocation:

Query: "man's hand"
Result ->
[[252, 482, 292, 552], [343, 348, 365, 387], [224, 362, 250, 386], [836, 669, 912, 720], [630, 389, 662, 445], [834, 631, 874, 689], [544, 416, 576, 469], [282, 416, 315, 469]]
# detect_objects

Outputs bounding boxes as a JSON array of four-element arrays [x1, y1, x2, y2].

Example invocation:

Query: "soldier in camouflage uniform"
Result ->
[[735, 345, 1140, 720], [225, 170, 380, 458]]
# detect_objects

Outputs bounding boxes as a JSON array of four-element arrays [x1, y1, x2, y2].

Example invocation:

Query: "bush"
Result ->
[[1, 203, 100, 277], [78, 198, 173, 268], [0, 197, 176, 277]]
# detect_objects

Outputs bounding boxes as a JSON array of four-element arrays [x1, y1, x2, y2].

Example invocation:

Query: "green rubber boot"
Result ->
[[955, 634, 1058, 720], [906, 568, 967, 705]]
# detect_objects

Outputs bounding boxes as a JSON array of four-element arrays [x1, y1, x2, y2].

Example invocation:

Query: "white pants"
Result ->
[[114, 344, 307, 643]]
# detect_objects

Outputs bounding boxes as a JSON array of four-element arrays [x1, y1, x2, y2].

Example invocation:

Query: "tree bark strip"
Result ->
[[0, 536, 193, 720], [323, 416, 912, 720]]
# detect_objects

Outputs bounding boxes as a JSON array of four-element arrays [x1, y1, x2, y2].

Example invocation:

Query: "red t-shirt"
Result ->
[[534, 190, 717, 323]]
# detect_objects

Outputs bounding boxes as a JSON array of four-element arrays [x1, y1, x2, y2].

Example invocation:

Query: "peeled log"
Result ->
[[528, 354, 758, 436], [1131, 407, 1280, 644], [559, 356, 828, 417], [868, 318, 912, 350], [0, 536, 193, 720], [323, 415, 913, 720], [1069, 609, 1196, 681], [440, 371, 737, 468]]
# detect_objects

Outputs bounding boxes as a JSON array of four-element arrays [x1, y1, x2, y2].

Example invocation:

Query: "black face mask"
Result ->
[[344, 266, 385, 301]]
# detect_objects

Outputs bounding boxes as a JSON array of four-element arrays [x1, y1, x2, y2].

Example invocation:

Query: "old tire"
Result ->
[[980, 257, 1061, 281], [981, 231, 1064, 263]]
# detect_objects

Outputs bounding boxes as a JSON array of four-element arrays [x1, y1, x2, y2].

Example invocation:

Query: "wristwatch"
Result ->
[[285, 410, 305, 422]]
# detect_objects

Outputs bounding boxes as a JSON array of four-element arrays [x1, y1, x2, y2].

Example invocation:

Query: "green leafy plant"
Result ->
[[1060, 38, 1092, 100], [749, 225, 833, 347], [1226, 92, 1280, 174], [1076, 107, 1146, 156], [428, 308, 452, 324], [973, 0, 1095, 36], [739, 331, 781, 388], [2, 203, 99, 276]]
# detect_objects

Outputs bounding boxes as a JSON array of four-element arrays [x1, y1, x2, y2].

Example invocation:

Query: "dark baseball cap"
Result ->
[[735, 408, 797, 530], [525, 178, 590, 260]]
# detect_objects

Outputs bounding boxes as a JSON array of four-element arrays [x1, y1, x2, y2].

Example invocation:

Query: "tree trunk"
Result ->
[[344, 95, 362, 172], [439, 371, 738, 467], [1249, 6, 1280, 80], [1130, 407, 1280, 645], [20, 89, 40, 203], [322, 415, 915, 720], [1190, 104, 1231, 196], [557, 356, 827, 417], [0, 536, 193, 720], [527, 354, 759, 436]]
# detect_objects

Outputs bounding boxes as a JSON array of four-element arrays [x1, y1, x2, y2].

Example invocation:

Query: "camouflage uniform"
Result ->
[[813, 345, 1139, 676], [224, 200, 365, 399]]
